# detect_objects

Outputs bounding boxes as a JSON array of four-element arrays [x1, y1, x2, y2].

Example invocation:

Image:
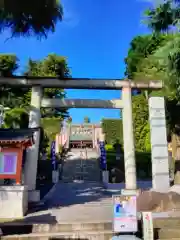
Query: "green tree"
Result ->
[[0, 54, 29, 108], [101, 119, 123, 145], [66, 117, 72, 124], [0, 0, 63, 38], [124, 34, 171, 79], [3, 108, 29, 128], [0, 53, 69, 149], [132, 94, 150, 152], [144, 1, 174, 33], [84, 116, 90, 123], [25, 54, 70, 119], [126, 2, 180, 183]]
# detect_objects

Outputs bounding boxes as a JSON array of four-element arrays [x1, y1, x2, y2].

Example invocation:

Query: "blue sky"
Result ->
[[0, 0, 151, 123]]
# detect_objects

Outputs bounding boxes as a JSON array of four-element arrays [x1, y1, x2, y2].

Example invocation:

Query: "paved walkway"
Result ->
[[23, 149, 114, 223], [62, 148, 101, 182], [24, 149, 152, 224], [25, 181, 114, 223]]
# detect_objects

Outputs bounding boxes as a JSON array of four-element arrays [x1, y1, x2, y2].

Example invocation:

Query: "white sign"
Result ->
[[113, 195, 138, 233], [142, 212, 153, 240]]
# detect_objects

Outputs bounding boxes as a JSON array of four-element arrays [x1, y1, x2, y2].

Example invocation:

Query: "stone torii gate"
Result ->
[[0, 77, 169, 202]]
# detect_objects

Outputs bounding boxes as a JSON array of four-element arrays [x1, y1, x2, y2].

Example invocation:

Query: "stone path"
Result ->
[[24, 181, 113, 224], [24, 148, 113, 223], [62, 148, 101, 182], [24, 148, 154, 224]]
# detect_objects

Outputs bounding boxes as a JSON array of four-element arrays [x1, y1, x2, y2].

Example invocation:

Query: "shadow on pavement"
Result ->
[[41, 157, 111, 209], [0, 213, 57, 235]]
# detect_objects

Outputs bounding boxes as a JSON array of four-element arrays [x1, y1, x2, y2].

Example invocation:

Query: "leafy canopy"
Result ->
[[0, 0, 63, 38]]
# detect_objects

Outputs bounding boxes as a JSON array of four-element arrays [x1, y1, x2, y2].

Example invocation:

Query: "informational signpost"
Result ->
[[51, 140, 56, 170], [99, 141, 107, 170], [0, 152, 17, 174], [142, 212, 153, 240], [51, 141, 58, 183], [113, 195, 138, 233]]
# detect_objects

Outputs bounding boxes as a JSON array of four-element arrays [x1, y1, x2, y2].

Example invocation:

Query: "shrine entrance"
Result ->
[[70, 141, 93, 148], [0, 77, 166, 202]]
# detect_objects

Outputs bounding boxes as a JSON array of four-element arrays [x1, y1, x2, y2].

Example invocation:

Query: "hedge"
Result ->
[[101, 94, 151, 152], [36, 160, 52, 183], [106, 149, 152, 179], [41, 117, 61, 139], [101, 118, 123, 145]]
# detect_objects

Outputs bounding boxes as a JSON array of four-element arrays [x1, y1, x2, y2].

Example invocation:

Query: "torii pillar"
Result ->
[[121, 86, 137, 195], [24, 86, 42, 202]]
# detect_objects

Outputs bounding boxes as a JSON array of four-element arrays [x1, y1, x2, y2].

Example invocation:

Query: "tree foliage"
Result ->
[[25, 54, 70, 118], [125, 1, 180, 158], [3, 108, 29, 128], [132, 95, 150, 152], [124, 34, 170, 79], [0, 54, 70, 154], [0, 0, 63, 38], [144, 1, 174, 33], [0, 54, 29, 108], [84, 116, 90, 123], [101, 119, 123, 145]]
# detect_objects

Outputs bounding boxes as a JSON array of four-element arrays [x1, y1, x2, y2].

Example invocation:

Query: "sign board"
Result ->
[[0, 152, 17, 175], [113, 195, 138, 233], [51, 141, 56, 170], [142, 212, 153, 240], [99, 141, 107, 169]]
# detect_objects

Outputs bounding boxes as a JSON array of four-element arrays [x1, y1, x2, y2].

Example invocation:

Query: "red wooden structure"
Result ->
[[0, 128, 38, 184]]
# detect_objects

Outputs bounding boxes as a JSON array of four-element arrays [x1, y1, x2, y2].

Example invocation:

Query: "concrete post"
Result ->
[[149, 97, 170, 192], [122, 87, 137, 193], [24, 86, 42, 202]]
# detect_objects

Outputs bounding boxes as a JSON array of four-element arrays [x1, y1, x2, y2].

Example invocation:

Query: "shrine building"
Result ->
[[56, 123, 104, 149]]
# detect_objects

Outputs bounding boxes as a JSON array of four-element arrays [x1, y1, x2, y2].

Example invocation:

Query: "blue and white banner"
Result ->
[[51, 140, 56, 170], [99, 141, 107, 170]]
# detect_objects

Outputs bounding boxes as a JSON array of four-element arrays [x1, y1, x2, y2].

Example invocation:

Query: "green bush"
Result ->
[[41, 117, 62, 155], [105, 145, 152, 179], [105, 144, 114, 151], [36, 160, 52, 182], [132, 94, 150, 152], [101, 119, 123, 145]]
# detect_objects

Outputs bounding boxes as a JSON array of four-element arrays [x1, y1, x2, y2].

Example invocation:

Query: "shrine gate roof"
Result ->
[[0, 128, 38, 144]]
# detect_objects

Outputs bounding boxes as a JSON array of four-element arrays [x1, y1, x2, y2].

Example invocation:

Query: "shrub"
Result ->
[[101, 119, 123, 145], [105, 144, 114, 151]]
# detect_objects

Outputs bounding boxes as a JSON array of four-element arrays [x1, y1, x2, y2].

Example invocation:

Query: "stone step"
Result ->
[[32, 222, 112, 233], [153, 218, 180, 229], [2, 219, 180, 239], [158, 228, 180, 239], [1, 230, 113, 240]]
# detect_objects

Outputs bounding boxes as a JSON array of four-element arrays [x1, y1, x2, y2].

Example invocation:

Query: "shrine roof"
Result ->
[[0, 128, 39, 144]]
